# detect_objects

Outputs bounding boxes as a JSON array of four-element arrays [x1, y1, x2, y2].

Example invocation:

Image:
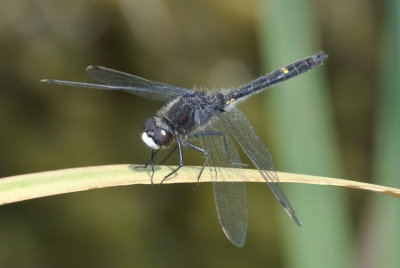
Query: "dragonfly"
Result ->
[[42, 52, 328, 247]]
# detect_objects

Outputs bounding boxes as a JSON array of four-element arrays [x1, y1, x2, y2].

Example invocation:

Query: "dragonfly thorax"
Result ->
[[141, 117, 173, 150]]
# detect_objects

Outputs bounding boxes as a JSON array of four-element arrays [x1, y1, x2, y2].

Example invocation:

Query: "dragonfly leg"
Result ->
[[160, 140, 210, 188], [181, 140, 209, 189], [135, 149, 158, 184], [161, 142, 183, 183]]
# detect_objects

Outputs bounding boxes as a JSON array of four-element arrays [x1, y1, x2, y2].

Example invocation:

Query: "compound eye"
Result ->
[[144, 117, 156, 131], [153, 128, 173, 147]]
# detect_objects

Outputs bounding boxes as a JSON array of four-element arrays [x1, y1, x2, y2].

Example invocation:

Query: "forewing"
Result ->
[[220, 107, 301, 226], [194, 112, 248, 247], [85, 66, 192, 102], [42, 66, 192, 102]]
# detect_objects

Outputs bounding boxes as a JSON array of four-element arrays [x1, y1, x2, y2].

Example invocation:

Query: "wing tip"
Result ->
[[220, 219, 247, 247], [293, 216, 302, 227], [282, 203, 302, 227], [86, 65, 98, 72], [40, 79, 54, 84], [223, 231, 246, 247]]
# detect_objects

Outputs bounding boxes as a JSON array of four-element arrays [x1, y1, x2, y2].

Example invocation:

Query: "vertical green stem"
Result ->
[[367, 1, 400, 267], [257, 1, 352, 267]]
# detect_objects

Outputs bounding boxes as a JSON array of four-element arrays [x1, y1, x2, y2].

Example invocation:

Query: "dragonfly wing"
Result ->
[[85, 65, 193, 102], [212, 181, 247, 247], [193, 111, 248, 247], [42, 66, 193, 102], [220, 107, 301, 226]]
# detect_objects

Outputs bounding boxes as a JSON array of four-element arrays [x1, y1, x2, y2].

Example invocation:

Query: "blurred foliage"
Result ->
[[259, 1, 350, 268], [0, 0, 398, 267]]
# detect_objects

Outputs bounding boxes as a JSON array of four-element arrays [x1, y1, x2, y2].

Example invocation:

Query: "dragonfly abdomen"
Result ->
[[224, 52, 328, 105]]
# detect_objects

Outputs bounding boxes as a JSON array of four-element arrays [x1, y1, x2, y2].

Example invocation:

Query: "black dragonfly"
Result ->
[[42, 52, 328, 247]]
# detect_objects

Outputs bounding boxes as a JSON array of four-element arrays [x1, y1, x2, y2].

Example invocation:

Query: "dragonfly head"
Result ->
[[141, 117, 173, 150]]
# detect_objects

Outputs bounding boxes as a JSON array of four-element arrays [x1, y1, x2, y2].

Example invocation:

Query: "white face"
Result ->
[[141, 132, 161, 150], [141, 117, 173, 150]]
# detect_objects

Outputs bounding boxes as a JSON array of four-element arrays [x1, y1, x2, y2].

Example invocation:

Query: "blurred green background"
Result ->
[[1, 0, 399, 267]]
